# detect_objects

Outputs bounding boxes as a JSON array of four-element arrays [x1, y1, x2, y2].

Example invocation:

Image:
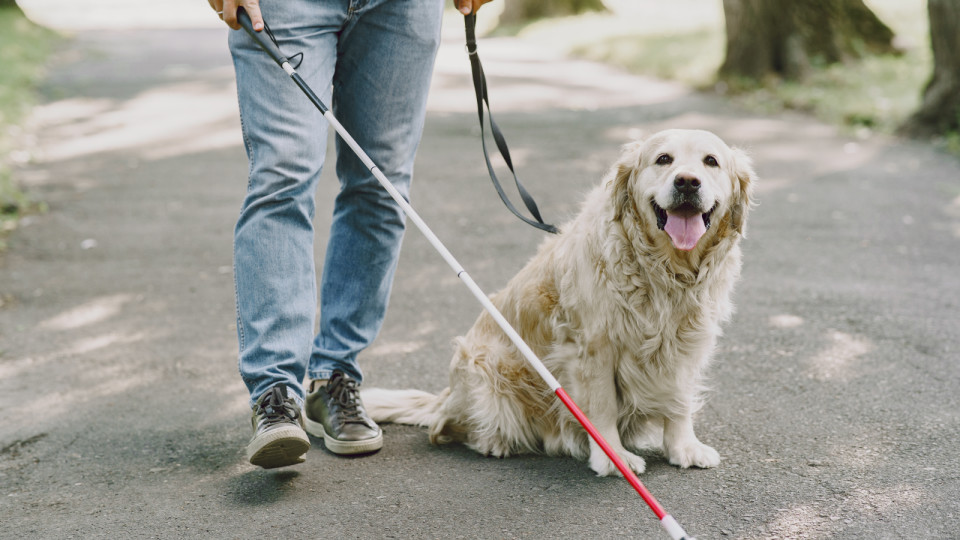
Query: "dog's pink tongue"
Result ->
[[664, 212, 706, 251]]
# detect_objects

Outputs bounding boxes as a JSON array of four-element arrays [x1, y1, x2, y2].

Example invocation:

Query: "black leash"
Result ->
[[464, 14, 558, 234]]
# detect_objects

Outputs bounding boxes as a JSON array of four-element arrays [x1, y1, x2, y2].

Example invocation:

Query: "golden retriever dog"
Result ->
[[362, 129, 756, 476]]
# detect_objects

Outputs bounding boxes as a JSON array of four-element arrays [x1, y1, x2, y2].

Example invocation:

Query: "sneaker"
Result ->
[[304, 370, 383, 455], [246, 384, 310, 469]]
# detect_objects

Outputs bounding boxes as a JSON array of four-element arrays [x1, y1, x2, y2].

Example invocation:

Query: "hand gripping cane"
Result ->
[[234, 8, 696, 539]]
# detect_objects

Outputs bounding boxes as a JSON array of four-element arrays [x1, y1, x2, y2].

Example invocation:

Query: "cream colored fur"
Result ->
[[362, 129, 756, 476]]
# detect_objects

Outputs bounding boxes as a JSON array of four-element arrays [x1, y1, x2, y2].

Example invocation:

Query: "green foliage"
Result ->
[[946, 109, 960, 154], [0, 6, 59, 235], [724, 48, 931, 136]]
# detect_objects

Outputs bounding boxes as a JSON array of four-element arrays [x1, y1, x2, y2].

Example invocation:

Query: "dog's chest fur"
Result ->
[[546, 184, 742, 414]]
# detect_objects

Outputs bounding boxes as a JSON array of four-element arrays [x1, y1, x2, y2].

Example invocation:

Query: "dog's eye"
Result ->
[[704, 155, 719, 167], [656, 154, 673, 166]]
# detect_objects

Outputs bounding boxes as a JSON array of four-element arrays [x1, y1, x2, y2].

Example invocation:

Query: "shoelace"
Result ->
[[257, 386, 301, 427], [327, 373, 366, 424]]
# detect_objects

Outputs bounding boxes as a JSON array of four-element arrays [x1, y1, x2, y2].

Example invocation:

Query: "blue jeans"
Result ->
[[229, 0, 443, 407]]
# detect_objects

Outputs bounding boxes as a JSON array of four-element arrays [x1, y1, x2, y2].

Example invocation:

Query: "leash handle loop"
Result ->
[[464, 14, 558, 234]]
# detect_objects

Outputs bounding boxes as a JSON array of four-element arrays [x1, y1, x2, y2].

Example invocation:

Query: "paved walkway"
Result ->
[[2, 3, 959, 539]]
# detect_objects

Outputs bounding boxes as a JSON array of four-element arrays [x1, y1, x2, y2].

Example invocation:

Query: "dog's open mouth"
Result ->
[[653, 201, 716, 251]]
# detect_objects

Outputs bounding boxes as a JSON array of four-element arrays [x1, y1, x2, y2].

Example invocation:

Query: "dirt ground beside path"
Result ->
[[2, 4, 960, 539]]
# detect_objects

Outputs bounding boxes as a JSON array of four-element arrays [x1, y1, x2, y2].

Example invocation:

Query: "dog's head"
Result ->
[[613, 129, 755, 253]]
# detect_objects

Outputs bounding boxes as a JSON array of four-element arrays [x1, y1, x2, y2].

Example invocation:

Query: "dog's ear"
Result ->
[[728, 147, 757, 235], [611, 140, 645, 221]]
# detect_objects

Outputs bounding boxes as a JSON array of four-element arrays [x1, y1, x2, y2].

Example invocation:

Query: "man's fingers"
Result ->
[[242, 2, 265, 31], [456, 0, 493, 16], [221, 0, 240, 30], [222, 1, 264, 31], [208, 0, 226, 22]]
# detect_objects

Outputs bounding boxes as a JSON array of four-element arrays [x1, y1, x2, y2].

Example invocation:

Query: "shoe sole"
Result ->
[[304, 416, 383, 455], [247, 425, 311, 469]]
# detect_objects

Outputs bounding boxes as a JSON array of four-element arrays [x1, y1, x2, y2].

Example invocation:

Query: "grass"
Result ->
[[725, 49, 931, 136], [0, 5, 60, 247], [503, 0, 938, 142], [573, 28, 725, 88]]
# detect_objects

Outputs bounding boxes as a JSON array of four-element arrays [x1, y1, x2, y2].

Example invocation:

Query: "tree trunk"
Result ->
[[719, 0, 897, 82], [899, 0, 960, 138], [498, 0, 607, 25]]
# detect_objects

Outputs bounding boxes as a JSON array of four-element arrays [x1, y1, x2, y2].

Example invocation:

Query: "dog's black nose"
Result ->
[[674, 174, 701, 194]]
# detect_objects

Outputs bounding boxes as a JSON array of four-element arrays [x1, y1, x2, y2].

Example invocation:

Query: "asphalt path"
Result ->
[[1, 6, 959, 540]]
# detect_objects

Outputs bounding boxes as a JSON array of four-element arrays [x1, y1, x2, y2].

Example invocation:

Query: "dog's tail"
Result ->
[[360, 387, 448, 427]]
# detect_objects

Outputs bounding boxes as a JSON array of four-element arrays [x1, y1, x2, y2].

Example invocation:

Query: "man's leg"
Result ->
[[229, 0, 347, 465], [309, 0, 443, 383], [303, 0, 443, 455]]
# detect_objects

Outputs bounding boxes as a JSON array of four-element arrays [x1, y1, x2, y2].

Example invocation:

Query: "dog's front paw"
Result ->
[[589, 448, 646, 477], [666, 441, 721, 469]]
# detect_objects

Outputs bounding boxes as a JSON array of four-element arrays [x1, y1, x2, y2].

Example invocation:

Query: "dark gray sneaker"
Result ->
[[304, 370, 383, 455], [246, 385, 310, 469]]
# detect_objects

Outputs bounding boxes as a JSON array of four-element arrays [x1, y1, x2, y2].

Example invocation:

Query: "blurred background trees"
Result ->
[[498, 0, 606, 26], [501, 0, 959, 144], [899, 0, 960, 137], [718, 0, 897, 81], [716, 0, 957, 139]]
